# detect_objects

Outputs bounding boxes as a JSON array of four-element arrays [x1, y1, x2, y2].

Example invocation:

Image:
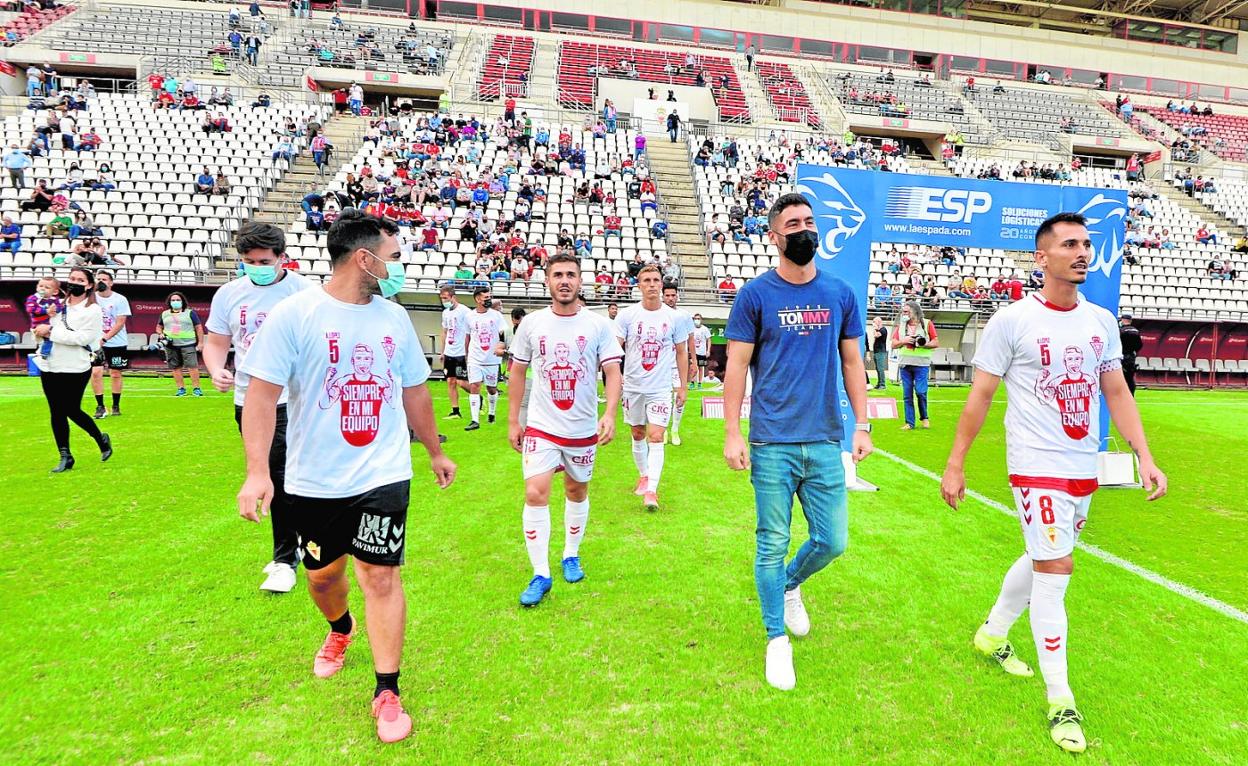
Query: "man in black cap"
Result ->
[[1119, 312, 1142, 395]]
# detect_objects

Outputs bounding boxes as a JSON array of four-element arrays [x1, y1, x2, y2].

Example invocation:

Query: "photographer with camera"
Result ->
[[155, 291, 205, 397], [891, 300, 938, 430], [32, 265, 114, 472]]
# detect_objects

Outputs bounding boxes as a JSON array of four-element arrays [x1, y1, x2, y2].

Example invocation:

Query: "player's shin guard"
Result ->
[[646, 443, 665, 493], [631, 438, 648, 475], [522, 504, 552, 578], [469, 394, 482, 423], [985, 553, 1033, 636], [488, 392, 498, 417], [1030, 572, 1073, 702], [563, 499, 588, 559]]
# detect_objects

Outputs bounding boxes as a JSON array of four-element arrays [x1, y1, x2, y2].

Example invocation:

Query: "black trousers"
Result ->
[[235, 404, 300, 568], [1122, 359, 1137, 395], [40, 369, 103, 451]]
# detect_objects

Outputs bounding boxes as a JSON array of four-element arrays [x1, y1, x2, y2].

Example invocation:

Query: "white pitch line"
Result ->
[[873, 448, 1248, 626]]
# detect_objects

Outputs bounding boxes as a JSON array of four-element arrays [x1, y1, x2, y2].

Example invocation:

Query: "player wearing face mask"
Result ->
[[438, 285, 473, 419], [204, 221, 314, 594]]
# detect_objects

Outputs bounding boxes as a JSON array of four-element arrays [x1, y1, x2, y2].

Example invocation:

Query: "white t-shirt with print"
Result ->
[[440, 302, 472, 357], [510, 307, 623, 440], [207, 271, 313, 406], [466, 308, 506, 367], [614, 303, 683, 395], [972, 294, 1122, 480], [97, 291, 131, 348], [691, 324, 712, 356], [240, 287, 431, 498]]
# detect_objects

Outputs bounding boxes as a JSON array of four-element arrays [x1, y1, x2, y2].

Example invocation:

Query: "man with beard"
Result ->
[[507, 253, 623, 607], [723, 193, 873, 691]]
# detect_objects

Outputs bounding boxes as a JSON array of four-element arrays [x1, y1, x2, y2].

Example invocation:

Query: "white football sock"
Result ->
[[469, 393, 481, 423], [631, 438, 648, 476], [488, 392, 498, 416], [984, 552, 1033, 636], [522, 504, 551, 579], [646, 442, 665, 493], [671, 399, 685, 432], [1030, 571, 1073, 702], [563, 498, 589, 559]]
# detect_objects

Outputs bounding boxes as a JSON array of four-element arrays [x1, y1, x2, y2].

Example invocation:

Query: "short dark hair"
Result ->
[[608, 302, 618, 308], [438, 284, 455, 296], [1035, 212, 1087, 248], [768, 192, 813, 227], [96, 268, 114, 281], [546, 252, 580, 270], [511, 307, 526, 321], [473, 285, 491, 298], [235, 219, 286, 256], [662, 280, 679, 294], [326, 208, 399, 265]]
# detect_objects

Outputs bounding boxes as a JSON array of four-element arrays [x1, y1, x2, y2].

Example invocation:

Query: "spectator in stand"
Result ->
[[990, 275, 1010, 301], [155, 291, 204, 397], [20, 179, 53, 211], [0, 215, 20, 253], [635, 133, 647, 161], [45, 207, 73, 237], [195, 167, 215, 196], [69, 209, 102, 240], [1196, 225, 1217, 245], [4, 143, 31, 188], [666, 111, 682, 143], [310, 131, 331, 174], [615, 271, 633, 300], [349, 82, 364, 116], [252, 92, 271, 109], [603, 212, 622, 238], [272, 136, 296, 164], [212, 170, 232, 196], [717, 276, 737, 302]]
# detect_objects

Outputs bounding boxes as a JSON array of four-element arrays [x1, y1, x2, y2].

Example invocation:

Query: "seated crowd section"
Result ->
[[965, 81, 1121, 148], [1137, 103, 1248, 162], [3, 1, 74, 47], [48, 5, 261, 61], [557, 41, 749, 122], [830, 69, 983, 144], [477, 35, 534, 101], [282, 112, 674, 298], [262, 23, 454, 88], [0, 90, 330, 281]]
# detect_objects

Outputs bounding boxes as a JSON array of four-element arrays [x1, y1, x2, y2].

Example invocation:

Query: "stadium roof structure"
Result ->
[[961, 0, 1246, 36]]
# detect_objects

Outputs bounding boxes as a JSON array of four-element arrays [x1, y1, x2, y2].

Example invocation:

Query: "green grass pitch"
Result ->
[[1, 376, 1245, 765]]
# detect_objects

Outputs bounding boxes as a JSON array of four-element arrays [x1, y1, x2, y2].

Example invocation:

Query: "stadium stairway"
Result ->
[[796, 65, 848, 135], [908, 156, 955, 176], [1152, 178, 1239, 233], [644, 137, 711, 288], [945, 85, 999, 143], [218, 112, 367, 266], [528, 39, 559, 108], [733, 55, 777, 125]]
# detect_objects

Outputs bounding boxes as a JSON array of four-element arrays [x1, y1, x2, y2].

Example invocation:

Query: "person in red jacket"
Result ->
[[504, 96, 516, 124]]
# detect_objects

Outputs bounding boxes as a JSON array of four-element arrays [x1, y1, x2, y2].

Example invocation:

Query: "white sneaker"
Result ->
[[765, 636, 796, 691], [260, 562, 297, 593], [784, 586, 811, 637], [671, 430, 682, 446]]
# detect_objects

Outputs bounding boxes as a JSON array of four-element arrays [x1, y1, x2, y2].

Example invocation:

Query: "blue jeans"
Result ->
[[750, 441, 849, 639], [899, 365, 929, 427]]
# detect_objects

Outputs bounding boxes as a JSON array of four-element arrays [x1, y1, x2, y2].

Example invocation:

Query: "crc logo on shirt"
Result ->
[[884, 186, 993, 224]]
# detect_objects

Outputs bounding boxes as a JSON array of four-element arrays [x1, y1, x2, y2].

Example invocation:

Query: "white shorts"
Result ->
[[522, 428, 597, 483], [624, 391, 673, 428], [1013, 486, 1091, 560], [468, 363, 499, 387]]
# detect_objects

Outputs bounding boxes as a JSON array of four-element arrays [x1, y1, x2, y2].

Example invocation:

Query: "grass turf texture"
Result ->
[[1, 377, 1245, 765]]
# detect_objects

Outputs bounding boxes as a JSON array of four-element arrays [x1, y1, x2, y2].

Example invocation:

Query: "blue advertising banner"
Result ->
[[794, 166, 1127, 448]]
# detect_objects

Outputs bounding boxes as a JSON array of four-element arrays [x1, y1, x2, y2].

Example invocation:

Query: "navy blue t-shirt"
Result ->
[[724, 269, 863, 444]]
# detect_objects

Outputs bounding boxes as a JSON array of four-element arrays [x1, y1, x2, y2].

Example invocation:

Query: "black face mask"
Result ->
[[97, 282, 109, 293], [783, 229, 819, 266], [65, 282, 87, 297]]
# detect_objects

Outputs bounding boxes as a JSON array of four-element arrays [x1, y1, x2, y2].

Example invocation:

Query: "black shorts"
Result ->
[[696, 354, 709, 367], [288, 480, 410, 570], [98, 346, 130, 369], [443, 354, 467, 379]]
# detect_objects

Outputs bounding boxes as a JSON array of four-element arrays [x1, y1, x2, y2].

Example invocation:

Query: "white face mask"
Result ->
[[441, 300, 453, 310], [694, 320, 702, 327]]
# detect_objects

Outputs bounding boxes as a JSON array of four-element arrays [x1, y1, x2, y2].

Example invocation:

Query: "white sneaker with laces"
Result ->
[[260, 562, 297, 593], [784, 586, 810, 637], [765, 636, 796, 691], [671, 430, 682, 446]]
